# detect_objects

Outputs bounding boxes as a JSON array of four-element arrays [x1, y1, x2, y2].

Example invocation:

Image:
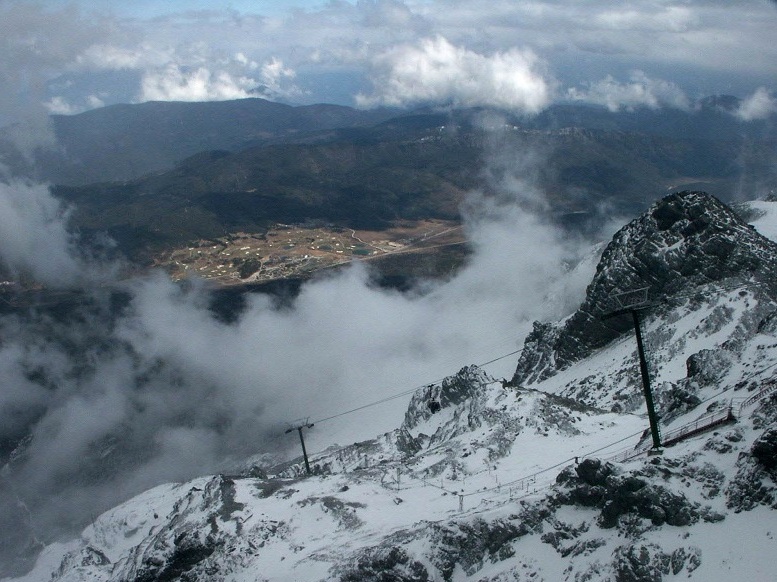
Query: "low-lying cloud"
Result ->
[[356, 36, 553, 112], [0, 131, 603, 546], [566, 70, 690, 112], [138, 56, 301, 103], [734, 86, 777, 121], [0, 181, 115, 287]]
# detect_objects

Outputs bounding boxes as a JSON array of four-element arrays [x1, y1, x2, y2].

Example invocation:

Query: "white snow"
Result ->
[[746, 199, 777, 242]]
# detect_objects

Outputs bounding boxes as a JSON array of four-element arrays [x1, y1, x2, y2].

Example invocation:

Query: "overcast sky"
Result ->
[[1, 0, 776, 126]]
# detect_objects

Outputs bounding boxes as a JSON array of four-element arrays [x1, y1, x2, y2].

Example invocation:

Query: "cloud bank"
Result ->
[[0, 131, 601, 542], [566, 70, 690, 112], [2, 0, 772, 120], [735, 86, 777, 121], [0, 181, 114, 287], [0, 3, 107, 120], [138, 55, 301, 103], [356, 36, 552, 112]]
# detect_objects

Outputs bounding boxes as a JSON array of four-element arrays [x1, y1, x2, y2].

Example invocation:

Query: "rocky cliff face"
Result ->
[[512, 191, 777, 387]]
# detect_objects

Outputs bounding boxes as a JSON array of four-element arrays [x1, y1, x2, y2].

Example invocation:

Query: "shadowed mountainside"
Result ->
[[54, 115, 777, 263]]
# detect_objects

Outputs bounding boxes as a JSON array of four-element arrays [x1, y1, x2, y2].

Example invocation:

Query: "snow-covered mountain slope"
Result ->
[[8, 191, 777, 582], [740, 196, 777, 242], [512, 191, 777, 389]]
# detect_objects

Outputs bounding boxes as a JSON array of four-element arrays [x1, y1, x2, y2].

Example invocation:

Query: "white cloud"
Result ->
[[0, 134, 603, 537], [594, 6, 697, 33], [4, 1, 774, 119], [136, 54, 301, 103], [139, 64, 259, 102], [86, 94, 106, 109], [735, 87, 777, 121], [0, 182, 108, 287], [0, 3, 108, 143], [76, 43, 170, 70], [566, 70, 690, 112], [43, 96, 81, 115], [260, 57, 301, 97], [357, 36, 552, 112]]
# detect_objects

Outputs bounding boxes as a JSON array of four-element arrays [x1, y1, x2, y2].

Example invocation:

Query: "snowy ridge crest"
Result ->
[[512, 190, 777, 386]]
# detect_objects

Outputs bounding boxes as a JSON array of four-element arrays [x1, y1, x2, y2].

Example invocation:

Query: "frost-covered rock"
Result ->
[[726, 425, 777, 512], [555, 458, 721, 529], [402, 365, 492, 432], [751, 426, 777, 470], [513, 191, 777, 387], [611, 543, 701, 582]]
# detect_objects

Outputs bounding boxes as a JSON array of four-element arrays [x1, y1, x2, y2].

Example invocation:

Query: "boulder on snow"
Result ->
[[556, 458, 719, 529], [611, 543, 701, 582], [752, 427, 777, 471]]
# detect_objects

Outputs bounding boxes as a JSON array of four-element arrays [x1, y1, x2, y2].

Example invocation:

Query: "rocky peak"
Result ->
[[512, 191, 777, 385], [402, 365, 491, 432]]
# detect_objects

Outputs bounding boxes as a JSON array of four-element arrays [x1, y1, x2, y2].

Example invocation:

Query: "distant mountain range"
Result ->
[[1, 99, 400, 185], [2, 97, 775, 266]]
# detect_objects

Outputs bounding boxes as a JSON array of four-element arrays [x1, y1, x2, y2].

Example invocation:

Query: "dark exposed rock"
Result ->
[[752, 427, 777, 470], [338, 546, 429, 582], [612, 543, 671, 582], [395, 427, 423, 456], [756, 309, 777, 334], [429, 518, 530, 580], [607, 542, 702, 582], [726, 426, 777, 511], [575, 458, 617, 486], [507, 322, 561, 386], [555, 458, 718, 529], [513, 191, 777, 386], [680, 462, 726, 499], [752, 393, 777, 430], [241, 465, 268, 479], [298, 495, 365, 530], [336, 504, 550, 582], [253, 478, 299, 498], [703, 427, 744, 454], [658, 383, 702, 422], [217, 476, 245, 521], [54, 546, 112, 580], [540, 521, 602, 558], [729, 467, 777, 512], [133, 531, 218, 582], [686, 349, 732, 386], [110, 475, 258, 581]]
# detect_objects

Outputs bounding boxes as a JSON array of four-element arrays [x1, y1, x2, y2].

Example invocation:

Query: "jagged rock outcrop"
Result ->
[[555, 458, 722, 529], [726, 420, 777, 512], [512, 190, 777, 386], [402, 365, 491, 431], [109, 475, 249, 582], [331, 504, 549, 581], [611, 543, 701, 582]]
